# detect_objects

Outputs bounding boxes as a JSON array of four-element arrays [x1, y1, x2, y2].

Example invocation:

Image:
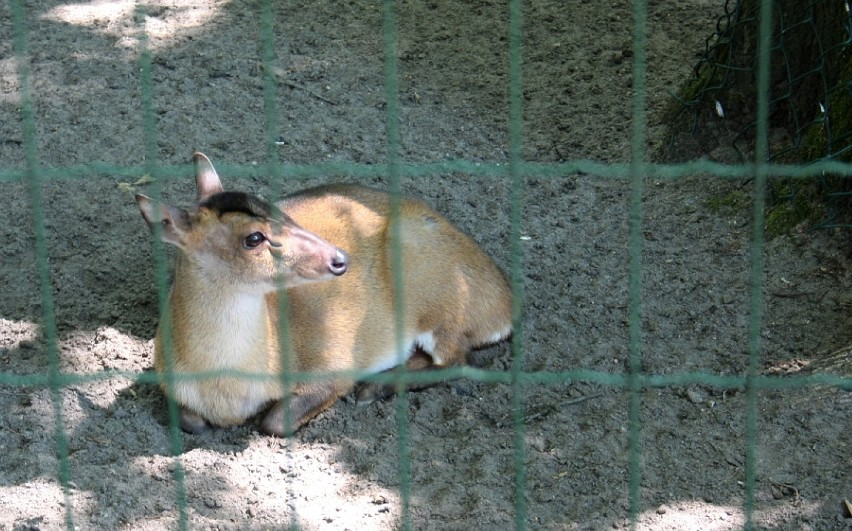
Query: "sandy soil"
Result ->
[[1, 0, 850, 529]]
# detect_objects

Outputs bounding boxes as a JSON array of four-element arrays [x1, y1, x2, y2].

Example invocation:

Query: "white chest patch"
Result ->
[[205, 293, 267, 369]]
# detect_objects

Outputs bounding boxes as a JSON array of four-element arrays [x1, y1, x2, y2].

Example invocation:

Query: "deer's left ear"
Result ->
[[136, 194, 191, 248], [194, 152, 224, 202]]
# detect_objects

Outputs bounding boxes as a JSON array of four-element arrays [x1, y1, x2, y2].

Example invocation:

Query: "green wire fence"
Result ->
[[5, 0, 852, 530]]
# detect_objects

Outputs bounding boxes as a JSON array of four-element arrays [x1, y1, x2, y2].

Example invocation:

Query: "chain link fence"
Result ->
[[667, 0, 852, 229]]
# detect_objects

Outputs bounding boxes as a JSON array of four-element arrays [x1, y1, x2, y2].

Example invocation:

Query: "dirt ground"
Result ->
[[1, 0, 850, 529]]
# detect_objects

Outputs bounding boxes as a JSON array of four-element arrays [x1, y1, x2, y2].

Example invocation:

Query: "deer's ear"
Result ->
[[135, 194, 191, 248], [193, 152, 224, 202]]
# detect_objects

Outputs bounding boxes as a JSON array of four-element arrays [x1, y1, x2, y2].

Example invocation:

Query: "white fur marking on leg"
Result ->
[[414, 331, 436, 355], [363, 331, 436, 375], [365, 336, 418, 374], [487, 325, 512, 344]]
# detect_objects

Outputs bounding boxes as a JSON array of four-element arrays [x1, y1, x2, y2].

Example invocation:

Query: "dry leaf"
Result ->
[[133, 174, 155, 186]]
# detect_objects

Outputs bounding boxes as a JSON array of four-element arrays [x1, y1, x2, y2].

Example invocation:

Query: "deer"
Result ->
[[135, 152, 512, 436]]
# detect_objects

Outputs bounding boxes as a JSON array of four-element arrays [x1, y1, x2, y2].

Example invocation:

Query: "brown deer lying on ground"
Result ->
[[136, 153, 512, 436]]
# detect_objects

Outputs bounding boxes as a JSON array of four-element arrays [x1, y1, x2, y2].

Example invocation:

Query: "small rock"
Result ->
[[203, 498, 221, 509], [528, 435, 547, 453], [685, 387, 708, 404]]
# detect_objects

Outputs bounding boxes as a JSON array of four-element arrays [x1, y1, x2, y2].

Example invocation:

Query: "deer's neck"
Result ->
[[169, 256, 275, 370]]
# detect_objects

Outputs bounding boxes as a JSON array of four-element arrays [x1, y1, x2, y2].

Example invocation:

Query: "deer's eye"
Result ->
[[243, 232, 266, 249]]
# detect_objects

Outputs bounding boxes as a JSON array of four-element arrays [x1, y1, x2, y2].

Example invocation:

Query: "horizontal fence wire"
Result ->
[[2, 159, 852, 183], [4, 0, 852, 530], [2, 365, 850, 391]]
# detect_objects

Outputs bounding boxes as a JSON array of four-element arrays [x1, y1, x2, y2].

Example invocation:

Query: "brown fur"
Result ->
[[137, 153, 512, 436]]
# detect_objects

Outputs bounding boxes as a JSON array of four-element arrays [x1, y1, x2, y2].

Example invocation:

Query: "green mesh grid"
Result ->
[[4, 1, 852, 531]]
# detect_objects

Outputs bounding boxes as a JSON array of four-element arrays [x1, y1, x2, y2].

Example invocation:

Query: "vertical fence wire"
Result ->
[[743, 0, 773, 527], [507, 0, 527, 528], [10, 2, 74, 529], [380, 2, 413, 530], [134, 5, 190, 530], [258, 2, 301, 530]]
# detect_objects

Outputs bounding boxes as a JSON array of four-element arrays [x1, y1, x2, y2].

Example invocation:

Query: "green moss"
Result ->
[[764, 179, 826, 237], [704, 181, 827, 237], [707, 189, 749, 215]]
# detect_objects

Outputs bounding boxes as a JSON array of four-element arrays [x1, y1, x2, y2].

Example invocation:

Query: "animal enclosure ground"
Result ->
[[1, 0, 850, 529]]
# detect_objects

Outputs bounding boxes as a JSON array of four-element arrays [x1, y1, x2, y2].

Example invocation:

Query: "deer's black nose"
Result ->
[[329, 249, 348, 276]]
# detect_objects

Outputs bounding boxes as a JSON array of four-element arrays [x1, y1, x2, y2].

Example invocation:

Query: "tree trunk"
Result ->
[[671, 0, 850, 162]]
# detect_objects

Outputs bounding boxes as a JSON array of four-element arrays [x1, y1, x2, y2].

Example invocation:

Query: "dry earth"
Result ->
[[0, 0, 850, 530]]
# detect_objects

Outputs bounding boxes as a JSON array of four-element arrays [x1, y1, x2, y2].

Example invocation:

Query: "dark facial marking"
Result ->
[[200, 191, 286, 222]]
